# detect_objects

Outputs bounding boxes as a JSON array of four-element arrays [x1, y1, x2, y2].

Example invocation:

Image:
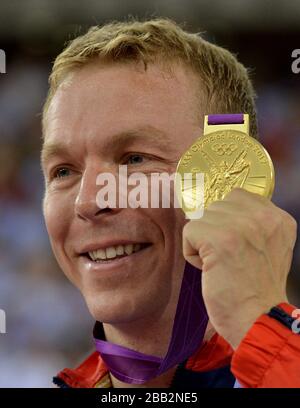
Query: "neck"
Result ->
[[102, 317, 215, 388], [100, 262, 213, 388], [101, 297, 178, 388], [102, 259, 187, 360], [102, 303, 177, 360]]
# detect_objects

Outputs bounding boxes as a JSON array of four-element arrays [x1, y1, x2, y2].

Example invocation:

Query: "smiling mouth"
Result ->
[[82, 243, 152, 263]]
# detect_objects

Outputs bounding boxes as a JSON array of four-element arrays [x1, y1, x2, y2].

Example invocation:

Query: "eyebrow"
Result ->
[[103, 126, 173, 152], [41, 126, 175, 166], [41, 141, 71, 167]]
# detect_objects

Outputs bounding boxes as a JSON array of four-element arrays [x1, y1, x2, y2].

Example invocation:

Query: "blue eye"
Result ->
[[54, 167, 71, 179], [127, 155, 145, 165]]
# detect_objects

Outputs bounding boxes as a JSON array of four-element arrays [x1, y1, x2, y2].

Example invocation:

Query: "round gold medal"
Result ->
[[175, 129, 275, 217]]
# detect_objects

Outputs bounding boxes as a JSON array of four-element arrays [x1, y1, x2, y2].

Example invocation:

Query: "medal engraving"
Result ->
[[176, 129, 274, 215]]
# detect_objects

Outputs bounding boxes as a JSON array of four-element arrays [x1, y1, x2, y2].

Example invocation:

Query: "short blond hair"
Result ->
[[43, 17, 258, 137]]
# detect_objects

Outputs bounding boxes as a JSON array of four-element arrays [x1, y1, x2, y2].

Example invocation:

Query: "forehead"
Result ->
[[43, 61, 201, 152]]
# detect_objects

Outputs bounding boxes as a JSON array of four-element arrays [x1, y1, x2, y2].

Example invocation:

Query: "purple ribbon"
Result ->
[[94, 262, 208, 384], [208, 113, 244, 125]]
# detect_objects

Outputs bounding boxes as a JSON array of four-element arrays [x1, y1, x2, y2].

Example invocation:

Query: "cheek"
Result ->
[[43, 192, 72, 251], [154, 208, 186, 290], [150, 207, 185, 254], [169, 210, 185, 250]]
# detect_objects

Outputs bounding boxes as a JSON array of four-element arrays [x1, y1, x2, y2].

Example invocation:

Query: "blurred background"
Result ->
[[0, 0, 300, 387]]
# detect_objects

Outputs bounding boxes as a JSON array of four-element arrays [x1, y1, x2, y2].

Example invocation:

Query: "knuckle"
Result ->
[[286, 213, 297, 229], [182, 220, 199, 240], [255, 205, 298, 243], [284, 212, 298, 239], [255, 206, 279, 231]]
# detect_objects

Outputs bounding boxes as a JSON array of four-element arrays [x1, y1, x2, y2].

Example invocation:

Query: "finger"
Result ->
[[182, 220, 218, 270], [224, 187, 274, 208], [207, 199, 248, 216]]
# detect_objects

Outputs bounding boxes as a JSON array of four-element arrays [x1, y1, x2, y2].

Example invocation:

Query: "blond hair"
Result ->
[[43, 18, 258, 137]]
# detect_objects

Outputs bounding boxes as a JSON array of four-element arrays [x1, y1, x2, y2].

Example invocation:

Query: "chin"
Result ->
[[82, 284, 169, 325], [82, 289, 135, 323]]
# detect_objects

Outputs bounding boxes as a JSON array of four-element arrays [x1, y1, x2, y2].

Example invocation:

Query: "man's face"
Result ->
[[42, 60, 203, 323]]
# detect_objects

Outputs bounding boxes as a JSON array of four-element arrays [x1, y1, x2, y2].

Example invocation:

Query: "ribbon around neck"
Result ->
[[94, 262, 208, 384]]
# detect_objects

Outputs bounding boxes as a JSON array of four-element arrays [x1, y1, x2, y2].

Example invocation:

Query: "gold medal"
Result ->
[[175, 114, 275, 218]]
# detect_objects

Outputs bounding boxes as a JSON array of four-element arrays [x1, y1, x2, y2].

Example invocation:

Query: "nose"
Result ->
[[74, 166, 117, 221]]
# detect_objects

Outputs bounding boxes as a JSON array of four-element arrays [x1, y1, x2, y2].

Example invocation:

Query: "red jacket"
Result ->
[[54, 302, 300, 388]]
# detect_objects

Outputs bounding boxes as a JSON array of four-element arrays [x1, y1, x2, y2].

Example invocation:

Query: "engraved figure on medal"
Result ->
[[203, 148, 251, 207]]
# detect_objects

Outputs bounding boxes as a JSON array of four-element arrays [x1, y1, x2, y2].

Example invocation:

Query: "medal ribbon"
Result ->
[[208, 113, 244, 125], [94, 262, 208, 384]]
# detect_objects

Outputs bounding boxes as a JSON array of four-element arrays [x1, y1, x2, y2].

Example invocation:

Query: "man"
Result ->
[[41, 18, 300, 388]]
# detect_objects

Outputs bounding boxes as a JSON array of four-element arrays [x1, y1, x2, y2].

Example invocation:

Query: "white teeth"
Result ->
[[116, 245, 124, 256], [97, 249, 106, 260], [124, 244, 133, 255], [88, 243, 144, 261], [106, 247, 116, 259]]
